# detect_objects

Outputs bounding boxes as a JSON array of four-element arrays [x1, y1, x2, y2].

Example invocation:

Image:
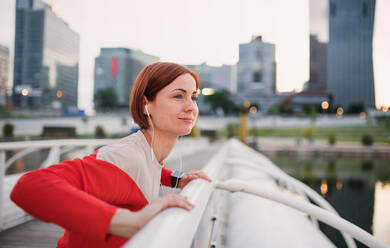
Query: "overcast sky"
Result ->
[[0, 0, 389, 112]]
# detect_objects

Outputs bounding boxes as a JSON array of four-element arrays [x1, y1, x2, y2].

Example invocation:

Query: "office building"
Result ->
[[327, 0, 376, 109], [94, 48, 159, 108], [12, 0, 79, 109]]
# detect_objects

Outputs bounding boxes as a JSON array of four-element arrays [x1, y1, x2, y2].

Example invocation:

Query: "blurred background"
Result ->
[[0, 0, 389, 247]]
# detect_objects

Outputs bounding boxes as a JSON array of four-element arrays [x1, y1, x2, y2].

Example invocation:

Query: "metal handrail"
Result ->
[[215, 179, 388, 248], [0, 139, 117, 230], [124, 139, 388, 248], [225, 157, 357, 248]]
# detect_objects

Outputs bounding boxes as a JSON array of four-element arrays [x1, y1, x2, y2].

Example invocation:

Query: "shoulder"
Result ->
[[95, 132, 147, 174]]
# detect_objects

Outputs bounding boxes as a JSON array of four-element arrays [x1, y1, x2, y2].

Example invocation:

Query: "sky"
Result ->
[[0, 0, 389, 113]]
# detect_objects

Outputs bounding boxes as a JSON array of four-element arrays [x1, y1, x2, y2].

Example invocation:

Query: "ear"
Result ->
[[143, 96, 149, 115]]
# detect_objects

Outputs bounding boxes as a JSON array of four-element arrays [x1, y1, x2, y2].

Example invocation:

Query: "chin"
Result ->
[[176, 126, 193, 136]]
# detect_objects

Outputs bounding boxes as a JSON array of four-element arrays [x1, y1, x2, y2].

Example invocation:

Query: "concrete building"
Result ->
[[238, 36, 276, 97], [327, 0, 376, 109], [12, 0, 80, 109], [236, 36, 277, 113], [94, 48, 158, 108], [0, 45, 9, 106]]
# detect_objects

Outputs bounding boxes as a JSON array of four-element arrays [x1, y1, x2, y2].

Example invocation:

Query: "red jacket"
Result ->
[[10, 151, 173, 248]]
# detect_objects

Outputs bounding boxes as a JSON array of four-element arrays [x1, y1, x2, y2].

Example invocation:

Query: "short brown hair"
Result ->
[[129, 62, 200, 129]]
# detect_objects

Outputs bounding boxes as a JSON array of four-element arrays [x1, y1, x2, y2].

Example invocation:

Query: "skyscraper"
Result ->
[[0, 45, 9, 105], [12, 0, 79, 109], [94, 48, 158, 108], [306, 0, 328, 91], [327, 0, 376, 109]]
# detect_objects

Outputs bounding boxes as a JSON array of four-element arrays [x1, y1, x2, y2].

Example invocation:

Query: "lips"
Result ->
[[179, 118, 193, 123]]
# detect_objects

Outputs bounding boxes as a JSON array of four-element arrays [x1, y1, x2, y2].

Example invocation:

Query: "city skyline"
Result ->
[[0, 0, 389, 113]]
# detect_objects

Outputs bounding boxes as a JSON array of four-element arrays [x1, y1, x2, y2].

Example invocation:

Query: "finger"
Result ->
[[165, 195, 194, 210], [191, 171, 212, 182], [173, 196, 194, 211]]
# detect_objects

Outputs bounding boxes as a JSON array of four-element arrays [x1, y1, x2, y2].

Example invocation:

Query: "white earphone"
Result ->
[[145, 104, 150, 117]]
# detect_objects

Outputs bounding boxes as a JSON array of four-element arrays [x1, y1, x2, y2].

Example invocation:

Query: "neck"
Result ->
[[142, 128, 178, 165]]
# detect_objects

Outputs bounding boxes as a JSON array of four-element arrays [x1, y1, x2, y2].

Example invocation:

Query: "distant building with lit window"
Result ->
[[93, 48, 159, 108], [12, 0, 79, 109]]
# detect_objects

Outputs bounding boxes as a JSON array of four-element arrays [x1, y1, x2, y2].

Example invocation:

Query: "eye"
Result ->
[[174, 94, 183, 99], [192, 95, 198, 101]]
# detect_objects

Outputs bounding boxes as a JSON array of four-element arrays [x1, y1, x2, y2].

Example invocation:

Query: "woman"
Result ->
[[10, 62, 211, 248]]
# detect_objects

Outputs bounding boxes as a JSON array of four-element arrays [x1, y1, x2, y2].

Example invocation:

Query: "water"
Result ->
[[269, 155, 390, 248]]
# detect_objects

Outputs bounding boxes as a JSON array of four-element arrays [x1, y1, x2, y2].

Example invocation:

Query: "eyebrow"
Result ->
[[171, 88, 198, 94]]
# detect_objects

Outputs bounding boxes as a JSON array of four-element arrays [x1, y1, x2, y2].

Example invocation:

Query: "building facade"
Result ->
[[307, 35, 327, 91], [12, 0, 79, 109], [94, 48, 159, 108], [237, 36, 276, 98], [0, 45, 9, 105], [235, 36, 277, 113], [186, 63, 236, 93], [327, 0, 376, 109]]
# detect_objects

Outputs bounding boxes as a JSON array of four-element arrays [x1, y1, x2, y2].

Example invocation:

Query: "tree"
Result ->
[[203, 90, 238, 115], [94, 88, 118, 110]]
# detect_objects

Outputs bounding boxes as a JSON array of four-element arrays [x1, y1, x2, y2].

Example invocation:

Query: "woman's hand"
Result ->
[[108, 194, 194, 238], [177, 170, 212, 189]]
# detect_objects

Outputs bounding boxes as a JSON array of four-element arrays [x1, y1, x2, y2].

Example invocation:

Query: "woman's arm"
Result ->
[[10, 157, 118, 241], [108, 194, 194, 237]]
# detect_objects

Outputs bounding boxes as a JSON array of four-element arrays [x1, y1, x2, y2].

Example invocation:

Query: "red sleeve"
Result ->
[[161, 167, 173, 187], [10, 154, 118, 241]]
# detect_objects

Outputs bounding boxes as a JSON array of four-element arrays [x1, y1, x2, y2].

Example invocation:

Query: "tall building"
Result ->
[[307, 35, 327, 91], [94, 48, 159, 108], [12, 0, 79, 109], [327, 0, 376, 109], [306, 0, 328, 91], [236, 36, 277, 113], [0, 45, 9, 105], [237, 36, 276, 97]]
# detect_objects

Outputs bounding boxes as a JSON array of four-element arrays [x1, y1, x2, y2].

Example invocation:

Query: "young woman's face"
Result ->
[[147, 73, 199, 136]]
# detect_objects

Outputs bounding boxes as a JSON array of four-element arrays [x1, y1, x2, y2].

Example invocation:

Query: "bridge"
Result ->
[[0, 138, 388, 248]]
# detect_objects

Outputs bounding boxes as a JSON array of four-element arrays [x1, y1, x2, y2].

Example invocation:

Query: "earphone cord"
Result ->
[[174, 135, 183, 188]]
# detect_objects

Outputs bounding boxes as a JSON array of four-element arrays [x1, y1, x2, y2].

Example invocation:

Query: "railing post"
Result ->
[[0, 150, 5, 230]]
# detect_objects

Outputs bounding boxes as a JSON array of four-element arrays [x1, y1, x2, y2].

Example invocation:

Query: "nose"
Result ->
[[184, 97, 198, 113]]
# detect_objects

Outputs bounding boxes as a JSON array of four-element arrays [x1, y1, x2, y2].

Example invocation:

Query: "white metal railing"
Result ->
[[125, 139, 389, 248], [0, 139, 116, 231], [0, 137, 210, 232]]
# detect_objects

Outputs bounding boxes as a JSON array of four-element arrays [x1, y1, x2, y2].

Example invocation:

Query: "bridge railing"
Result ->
[[0, 139, 116, 231], [124, 139, 388, 248]]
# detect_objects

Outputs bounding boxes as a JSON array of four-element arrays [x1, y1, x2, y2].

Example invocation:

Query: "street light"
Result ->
[[249, 106, 257, 114], [337, 107, 344, 117], [21, 89, 29, 96], [56, 90, 63, 99], [321, 101, 329, 110]]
